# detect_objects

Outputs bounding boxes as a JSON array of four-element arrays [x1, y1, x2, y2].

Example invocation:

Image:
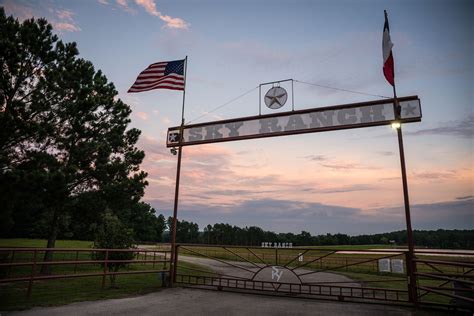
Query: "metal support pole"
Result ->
[[393, 86, 418, 305], [169, 145, 183, 286], [169, 56, 188, 286], [173, 244, 179, 282]]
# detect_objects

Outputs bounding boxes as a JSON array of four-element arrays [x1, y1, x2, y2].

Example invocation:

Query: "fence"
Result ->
[[0, 247, 171, 297], [1, 245, 473, 312], [173, 244, 474, 312], [413, 250, 474, 310]]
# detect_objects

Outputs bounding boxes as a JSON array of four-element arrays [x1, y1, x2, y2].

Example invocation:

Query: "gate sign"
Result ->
[[167, 96, 421, 147]]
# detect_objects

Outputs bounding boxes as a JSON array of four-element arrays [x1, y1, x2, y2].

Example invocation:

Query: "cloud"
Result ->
[[158, 14, 189, 30], [116, 0, 137, 14], [98, 0, 109, 4], [54, 22, 81, 32], [320, 161, 378, 171], [457, 195, 473, 200], [4, 2, 82, 33], [406, 114, 473, 138], [304, 155, 328, 161], [134, 0, 189, 29], [53, 8, 81, 32], [377, 151, 395, 156], [369, 198, 474, 232], [147, 196, 474, 235], [315, 184, 373, 194], [135, 111, 149, 121], [412, 170, 457, 181], [134, 0, 159, 16], [56, 9, 74, 21], [2, 0, 35, 21]]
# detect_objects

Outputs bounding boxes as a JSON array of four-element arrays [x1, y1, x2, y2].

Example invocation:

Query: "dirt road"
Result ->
[[6, 287, 448, 316]]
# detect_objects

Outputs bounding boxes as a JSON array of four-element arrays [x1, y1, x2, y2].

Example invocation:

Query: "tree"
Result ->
[[127, 202, 166, 242], [0, 10, 147, 271], [93, 211, 135, 288]]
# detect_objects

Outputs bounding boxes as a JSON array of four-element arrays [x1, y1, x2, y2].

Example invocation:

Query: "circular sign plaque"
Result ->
[[264, 87, 287, 109]]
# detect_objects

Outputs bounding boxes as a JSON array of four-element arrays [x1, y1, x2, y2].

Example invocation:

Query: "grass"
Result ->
[[0, 261, 210, 311], [0, 238, 93, 248], [0, 239, 213, 311]]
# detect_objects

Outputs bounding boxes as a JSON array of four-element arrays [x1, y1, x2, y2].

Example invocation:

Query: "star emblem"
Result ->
[[168, 132, 180, 143], [403, 103, 417, 116], [264, 87, 288, 109]]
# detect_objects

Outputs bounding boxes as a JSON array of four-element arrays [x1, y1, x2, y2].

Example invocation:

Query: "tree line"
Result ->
[[165, 219, 474, 249]]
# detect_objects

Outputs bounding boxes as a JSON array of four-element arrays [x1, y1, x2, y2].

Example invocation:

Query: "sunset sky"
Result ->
[[3, 0, 472, 235]]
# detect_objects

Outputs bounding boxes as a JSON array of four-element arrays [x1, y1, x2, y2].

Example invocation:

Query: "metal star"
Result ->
[[265, 92, 286, 107], [168, 132, 179, 142], [403, 104, 417, 116]]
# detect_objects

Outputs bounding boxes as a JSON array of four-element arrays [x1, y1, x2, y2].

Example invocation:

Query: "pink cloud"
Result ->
[[134, 0, 189, 29], [4, 2, 82, 33], [135, 111, 149, 121], [54, 22, 81, 32], [134, 0, 160, 16], [158, 14, 189, 30], [2, 1, 35, 21], [116, 0, 137, 14], [56, 9, 74, 21]]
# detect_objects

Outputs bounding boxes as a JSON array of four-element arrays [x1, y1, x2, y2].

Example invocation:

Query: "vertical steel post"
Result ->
[[392, 86, 417, 305], [385, 9, 417, 303], [170, 145, 183, 286], [170, 56, 188, 287], [173, 245, 179, 282]]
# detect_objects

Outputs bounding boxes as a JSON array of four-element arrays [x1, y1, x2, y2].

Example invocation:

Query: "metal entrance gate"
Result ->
[[174, 245, 410, 304], [173, 244, 474, 311]]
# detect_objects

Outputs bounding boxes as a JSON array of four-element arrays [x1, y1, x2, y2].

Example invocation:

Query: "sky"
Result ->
[[2, 0, 473, 235]]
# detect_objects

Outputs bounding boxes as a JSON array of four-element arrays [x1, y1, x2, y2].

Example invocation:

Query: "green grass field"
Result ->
[[0, 238, 93, 248]]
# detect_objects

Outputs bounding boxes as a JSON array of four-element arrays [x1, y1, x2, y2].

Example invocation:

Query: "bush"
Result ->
[[93, 211, 135, 288]]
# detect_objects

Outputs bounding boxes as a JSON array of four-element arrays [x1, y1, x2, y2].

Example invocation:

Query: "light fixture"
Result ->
[[391, 122, 401, 129], [170, 147, 177, 155]]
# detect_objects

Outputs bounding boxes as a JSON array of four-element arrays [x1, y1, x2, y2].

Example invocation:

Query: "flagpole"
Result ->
[[170, 56, 187, 286], [181, 56, 188, 124], [386, 10, 417, 304]]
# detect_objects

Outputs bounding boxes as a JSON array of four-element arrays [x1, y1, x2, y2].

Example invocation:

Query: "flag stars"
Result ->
[[165, 60, 185, 76]]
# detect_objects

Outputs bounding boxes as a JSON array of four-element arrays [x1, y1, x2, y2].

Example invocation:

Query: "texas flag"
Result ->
[[383, 10, 395, 86]]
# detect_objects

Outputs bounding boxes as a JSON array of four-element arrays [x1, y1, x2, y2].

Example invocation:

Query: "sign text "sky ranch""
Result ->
[[167, 96, 421, 147]]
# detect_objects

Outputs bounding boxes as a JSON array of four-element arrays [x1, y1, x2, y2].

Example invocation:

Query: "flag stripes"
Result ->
[[128, 59, 185, 93]]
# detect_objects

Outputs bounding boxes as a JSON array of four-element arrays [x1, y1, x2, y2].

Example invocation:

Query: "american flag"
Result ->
[[128, 59, 185, 93]]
